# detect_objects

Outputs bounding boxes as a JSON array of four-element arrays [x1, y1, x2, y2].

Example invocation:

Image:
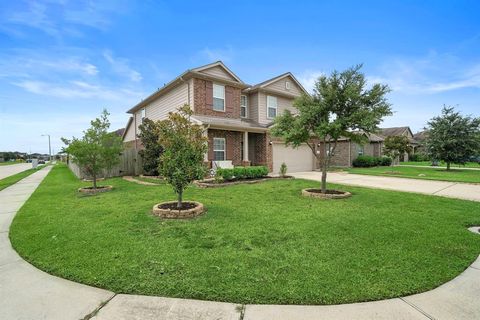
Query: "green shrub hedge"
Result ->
[[216, 166, 269, 181], [353, 155, 392, 167]]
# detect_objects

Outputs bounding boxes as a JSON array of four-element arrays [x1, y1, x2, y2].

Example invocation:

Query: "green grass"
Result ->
[[402, 161, 480, 168], [346, 166, 480, 184], [0, 165, 46, 191], [10, 164, 480, 305]]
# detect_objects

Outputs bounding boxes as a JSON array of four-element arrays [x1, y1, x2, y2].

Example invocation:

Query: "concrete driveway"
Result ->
[[291, 171, 480, 202], [0, 163, 32, 180]]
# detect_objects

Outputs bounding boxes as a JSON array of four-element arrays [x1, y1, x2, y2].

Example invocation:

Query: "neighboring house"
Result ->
[[413, 130, 428, 154], [122, 61, 313, 173], [379, 126, 418, 161], [317, 133, 385, 167]]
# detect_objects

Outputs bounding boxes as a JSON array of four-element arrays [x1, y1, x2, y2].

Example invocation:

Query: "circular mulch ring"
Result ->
[[302, 188, 351, 199], [152, 201, 205, 219], [78, 185, 113, 194]]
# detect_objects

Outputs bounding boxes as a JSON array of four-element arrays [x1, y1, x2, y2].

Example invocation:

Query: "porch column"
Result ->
[[203, 129, 209, 162], [243, 131, 249, 165]]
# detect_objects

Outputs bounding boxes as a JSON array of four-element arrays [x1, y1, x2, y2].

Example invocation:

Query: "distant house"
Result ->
[[413, 130, 428, 154], [379, 126, 419, 161]]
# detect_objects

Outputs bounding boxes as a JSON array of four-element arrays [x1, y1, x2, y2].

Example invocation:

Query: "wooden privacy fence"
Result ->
[[68, 148, 143, 179]]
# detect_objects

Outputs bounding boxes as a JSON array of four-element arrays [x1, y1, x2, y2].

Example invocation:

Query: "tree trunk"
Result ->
[[93, 173, 97, 189], [321, 161, 327, 194], [177, 190, 183, 209], [446, 162, 451, 171]]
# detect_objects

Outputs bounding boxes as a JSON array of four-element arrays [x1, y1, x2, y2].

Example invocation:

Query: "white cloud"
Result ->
[[297, 70, 325, 93], [103, 50, 142, 82]]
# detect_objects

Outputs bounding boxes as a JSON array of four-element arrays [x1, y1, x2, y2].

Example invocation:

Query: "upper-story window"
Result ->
[[140, 108, 146, 123], [240, 95, 248, 118], [213, 84, 225, 111], [267, 95, 277, 118]]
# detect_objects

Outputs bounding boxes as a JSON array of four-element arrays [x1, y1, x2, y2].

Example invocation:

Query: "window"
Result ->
[[213, 84, 225, 111], [140, 108, 146, 123], [267, 96, 277, 118], [357, 144, 364, 156], [213, 138, 225, 161], [285, 81, 291, 90], [241, 95, 248, 118]]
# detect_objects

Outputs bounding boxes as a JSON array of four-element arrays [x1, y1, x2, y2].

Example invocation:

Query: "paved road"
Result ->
[[292, 171, 480, 202], [1, 166, 480, 319], [0, 163, 32, 180]]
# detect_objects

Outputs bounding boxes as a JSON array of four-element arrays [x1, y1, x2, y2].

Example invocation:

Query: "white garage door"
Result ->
[[272, 143, 314, 173]]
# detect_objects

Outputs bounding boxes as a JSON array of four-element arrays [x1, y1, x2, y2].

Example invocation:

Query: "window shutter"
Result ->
[[225, 86, 233, 112], [205, 81, 213, 107]]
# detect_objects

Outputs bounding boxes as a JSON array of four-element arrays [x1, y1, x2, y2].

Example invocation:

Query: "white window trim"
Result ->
[[140, 108, 146, 123], [213, 137, 226, 161], [267, 95, 277, 119], [213, 83, 225, 112], [285, 81, 291, 90], [240, 95, 248, 118]]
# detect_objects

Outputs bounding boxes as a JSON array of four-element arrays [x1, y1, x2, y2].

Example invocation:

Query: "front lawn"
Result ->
[[10, 164, 480, 305], [346, 165, 480, 184], [401, 161, 480, 168]]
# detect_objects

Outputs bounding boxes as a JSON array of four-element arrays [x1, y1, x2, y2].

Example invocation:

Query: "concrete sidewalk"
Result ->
[[292, 171, 480, 202], [0, 163, 32, 180], [2, 166, 480, 319]]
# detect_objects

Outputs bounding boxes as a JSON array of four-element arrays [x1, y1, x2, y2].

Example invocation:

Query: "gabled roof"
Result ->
[[191, 61, 244, 84], [413, 130, 428, 142], [246, 72, 310, 95], [378, 126, 413, 137], [121, 117, 133, 140], [114, 128, 125, 137]]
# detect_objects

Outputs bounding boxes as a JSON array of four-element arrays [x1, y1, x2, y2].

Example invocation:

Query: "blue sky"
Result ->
[[1, 0, 479, 154]]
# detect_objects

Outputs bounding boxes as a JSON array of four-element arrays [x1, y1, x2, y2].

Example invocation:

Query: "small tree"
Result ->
[[138, 118, 163, 176], [426, 106, 480, 170], [383, 135, 412, 165], [272, 65, 392, 193], [157, 105, 207, 208], [63, 109, 123, 189]]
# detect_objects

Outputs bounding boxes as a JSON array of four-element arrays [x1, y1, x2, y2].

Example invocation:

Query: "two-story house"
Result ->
[[122, 61, 314, 173]]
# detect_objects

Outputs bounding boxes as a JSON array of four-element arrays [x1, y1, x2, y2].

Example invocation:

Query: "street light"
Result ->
[[41, 134, 51, 161]]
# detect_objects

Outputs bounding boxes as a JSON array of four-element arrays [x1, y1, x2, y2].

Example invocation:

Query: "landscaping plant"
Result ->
[[383, 135, 412, 165], [279, 162, 288, 177], [271, 65, 392, 193], [426, 106, 480, 170], [62, 109, 123, 189], [138, 118, 163, 176], [157, 105, 207, 209]]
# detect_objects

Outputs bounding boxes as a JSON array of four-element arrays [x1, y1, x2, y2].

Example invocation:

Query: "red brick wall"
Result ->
[[193, 78, 241, 118], [252, 133, 273, 171], [207, 129, 243, 166]]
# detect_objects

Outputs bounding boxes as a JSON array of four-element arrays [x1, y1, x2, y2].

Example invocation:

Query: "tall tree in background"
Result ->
[[426, 106, 480, 170], [63, 110, 123, 189], [383, 135, 412, 165], [138, 118, 163, 176], [272, 65, 392, 193], [158, 105, 207, 208]]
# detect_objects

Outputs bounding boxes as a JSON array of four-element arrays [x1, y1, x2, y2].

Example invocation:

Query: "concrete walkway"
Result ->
[[292, 171, 480, 202], [0, 163, 32, 180], [2, 166, 480, 319]]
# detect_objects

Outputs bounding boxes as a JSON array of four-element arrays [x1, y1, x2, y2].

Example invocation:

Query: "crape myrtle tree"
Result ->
[[62, 109, 123, 189], [426, 106, 480, 170], [271, 65, 392, 193], [138, 118, 163, 176], [157, 105, 207, 209], [383, 135, 412, 165]]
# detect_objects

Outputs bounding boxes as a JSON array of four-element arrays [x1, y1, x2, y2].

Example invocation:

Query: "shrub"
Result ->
[[353, 155, 392, 167], [279, 162, 287, 177], [380, 156, 392, 166], [353, 155, 376, 167], [409, 153, 430, 162], [217, 166, 268, 181]]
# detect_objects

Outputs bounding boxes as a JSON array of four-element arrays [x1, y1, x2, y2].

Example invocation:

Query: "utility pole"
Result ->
[[41, 134, 51, 161]]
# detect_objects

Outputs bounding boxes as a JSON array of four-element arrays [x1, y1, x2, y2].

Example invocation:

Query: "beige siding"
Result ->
[[199, 65, 238, 82], [123, 120, 136, 142], [188, 78, 195, 109], [263, 75, 303, 96], [134, 82, 189, 133], [257, 92, 296, 125], [247, 92, 259, 122]]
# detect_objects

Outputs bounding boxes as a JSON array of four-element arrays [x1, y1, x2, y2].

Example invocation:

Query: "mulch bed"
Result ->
[[78, 185, 113, 194], [157, 202, 197, 210]]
